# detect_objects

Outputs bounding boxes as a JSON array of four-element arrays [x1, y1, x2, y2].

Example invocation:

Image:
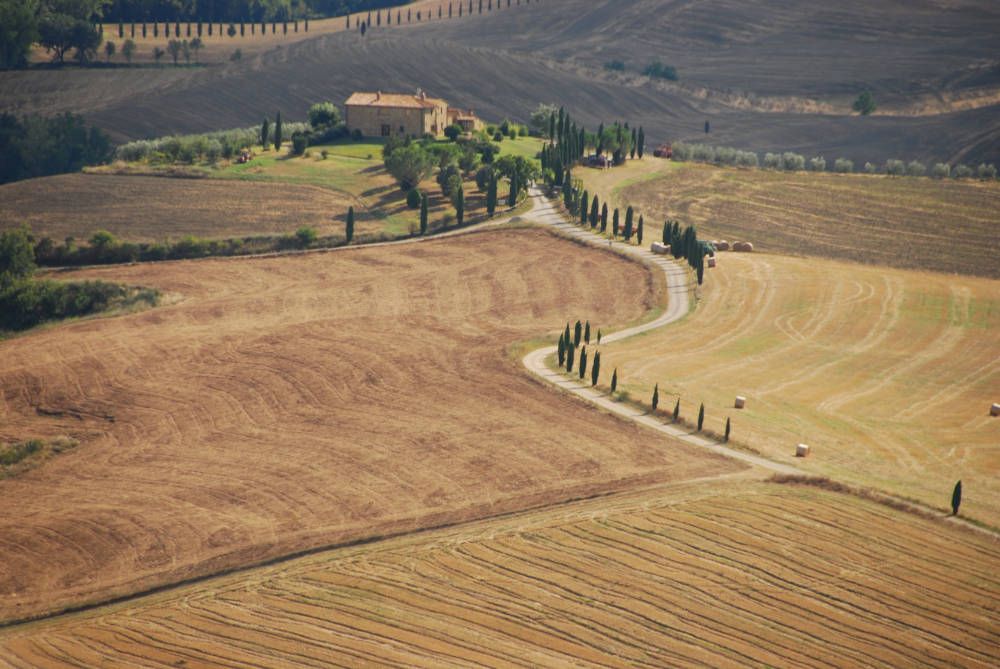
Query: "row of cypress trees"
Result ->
[[351, 0, 539, 33], [117, 19, 309, 40]]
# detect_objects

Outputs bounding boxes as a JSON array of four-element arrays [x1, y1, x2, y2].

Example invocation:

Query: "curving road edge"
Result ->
[[521, 187, 800, 476]]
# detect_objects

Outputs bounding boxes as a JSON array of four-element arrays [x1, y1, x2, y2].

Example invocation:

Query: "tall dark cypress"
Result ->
[[456, 188, 465, 226], [590, 196, 599, 228], [557, 332, 566, 367], [630, 127, 637, 159], [697, 403, 705, 431], [579, 347, 587, 379], [611, 368, 618, 393], [951, 481, 962, 515], [566, 341, 575, 373], [652, 384, 659, 411], [507, 173, 518, 207], [600, 203, 608, 232], [346, 206, 355, 243], [591, 351, 600, 386], [420, 193, 429, 235], [574, 320, 582, 347], [613, 209, 620, 237], [486, 176, 497, 216], [579, 191, 589, 224], [637, 127, 645, 158], [724, 417, 731, 442], [624, 206, 633, 241], [273, 111, 282, 152], [672, 398, 680, 422], [662, 220, 670, 245], [584, 321, 590, 344], [637, 216, 644, 245]]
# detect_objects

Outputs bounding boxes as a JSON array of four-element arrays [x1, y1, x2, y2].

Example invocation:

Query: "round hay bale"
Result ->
[[714, 240, 730, 251], [991, 402, 1000, 416], [796, 443, 810, 458], [734, 396, 746, 409]]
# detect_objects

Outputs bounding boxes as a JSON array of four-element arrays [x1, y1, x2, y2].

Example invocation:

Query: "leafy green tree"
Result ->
[[103, 39, 114, 61], [121, 37, 134, 63], [260, 117, 270, 150], [419, 192, 429, 234], [345, 206, 355, 243], [308, 102, 341, 128], [0, 0, 40, 69], [853, 90, 876, 115], [951, 480, 962, 516], [672, 398, 680, 422], [574, 320, 582, 347], [273, 111, 283, 152], [507, 172, 518, 207], [610, 367, 617, 393], [697, 403, 705, 431], [0, 226, 36, 288], [387, 144, 434, 191], [38, 0, 106, 65], [444, 124, 462, 141], [557, 332, 565, 367], [167, 39, 182, 64], [651, 383, 659, 411], [189, 36, 202, 63], [591, 351, 600, 386], [724, 417, 731, 442]]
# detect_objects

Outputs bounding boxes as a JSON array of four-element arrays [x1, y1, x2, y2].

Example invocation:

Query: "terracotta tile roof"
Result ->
[[345, 91, 446, 110]]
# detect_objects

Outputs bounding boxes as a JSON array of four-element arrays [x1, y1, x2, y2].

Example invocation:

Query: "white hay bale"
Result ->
[[707, 257, 717, 268], [991, 403, 1000, 416], [796, 443, 810, 458], [734, 396, 746, 409], [651, 241, 670, 255]]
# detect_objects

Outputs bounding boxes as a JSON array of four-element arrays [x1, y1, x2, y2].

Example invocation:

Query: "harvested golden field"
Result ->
[[618, 162, 1000, 277], [0, 228, 741, 623], [3, 479, 996, 667], [596, 251, 1000, 522], [0, 173, 362, 243]]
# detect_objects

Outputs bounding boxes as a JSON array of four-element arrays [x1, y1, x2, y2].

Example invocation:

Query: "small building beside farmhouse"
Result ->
[[345, 90, 481, 138]]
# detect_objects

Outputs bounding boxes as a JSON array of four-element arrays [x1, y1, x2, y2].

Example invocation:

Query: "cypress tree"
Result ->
[[574, 320, 582, 347], [638, 127, 645, 158], [611, 368, 618, 393], [652, 384, 659, 411], [697, 251, 705, 285], [624, 206, 633, 241], [456, 188, 465, 226], [584, 321, 590, 344], [486, 176, 497, 217], [630, 127, 637, 159], [507, 174, 518, 207], [419, 193, 428, 234], [672, 398, 680, 422], [566, 342, 575, 373], [260, 117, 269, 149], [589, 196, 599, 228], [612, 209, 620, 237], [597, 329, 602, 344], [579, 347, 587, 379], [662, 220, 670, 245], [564, 323, 571, 347], [346, 206, 355, 243], [697, 403, 705, 431], [724, 417, 731, 442], [557, 332, 566, 367], [273, 111, 282, 152], [600, 203, 608, 232], [591, 351, 600, 386], [580, 191, 589, 225], [637, 215, 644, 245], [951, 480, 962, 515]]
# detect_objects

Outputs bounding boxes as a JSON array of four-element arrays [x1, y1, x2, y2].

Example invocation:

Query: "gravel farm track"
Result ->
[[3, 0, 1000, 164], [0, 226, 743, 624]]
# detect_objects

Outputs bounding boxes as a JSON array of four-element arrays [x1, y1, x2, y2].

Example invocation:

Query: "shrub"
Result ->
[[762, 152, 782, 169], [735, 150, 758, 168], [885, 159, 906, 176], [493, 131, 504, 142], [643, 61, 678, 80], [952, 164, 974, 178], [291, 132, 308, 156], [931, 162, 950, 179], [406, 188, 422, 209], [351, 128, 363, 141], [834, 158, 854, 173], [295, 227, 317, 247], [853, 90, 876, 115], [977, 163, 998, 179], [782, 152, 805, 171], [906, 160, 926, 177], [808, 156, 826, 172], [864, 161, 878, 174]]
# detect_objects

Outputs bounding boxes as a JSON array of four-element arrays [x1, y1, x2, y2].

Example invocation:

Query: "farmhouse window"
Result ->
[[381, 124, 390, 137], [399, 125, 405, 134]]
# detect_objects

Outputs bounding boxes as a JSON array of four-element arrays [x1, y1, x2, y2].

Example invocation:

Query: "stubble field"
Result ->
[[592, 251, 1000, 522], [2, 479, 996, 667], [0, 227, 741, 623]]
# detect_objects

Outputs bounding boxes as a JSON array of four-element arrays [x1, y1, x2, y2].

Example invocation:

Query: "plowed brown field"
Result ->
[[0, 228, 741, 623], [0, 173, 360, 242], [3, 480, 996, 667]]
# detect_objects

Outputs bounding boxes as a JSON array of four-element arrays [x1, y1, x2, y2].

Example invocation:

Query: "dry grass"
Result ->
[[0, 173, 362, 242], [2, 479, 996, 667], [591, 250, 1000, 523], [618, 162, 1000, 278], [0, 228, 742, 623]]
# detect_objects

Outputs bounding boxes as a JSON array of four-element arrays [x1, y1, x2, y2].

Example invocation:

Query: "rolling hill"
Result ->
[[2, 0, 999, 164]]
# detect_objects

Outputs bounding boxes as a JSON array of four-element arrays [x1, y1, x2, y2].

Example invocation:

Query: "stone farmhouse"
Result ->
[[345, 90, 483, 139]]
